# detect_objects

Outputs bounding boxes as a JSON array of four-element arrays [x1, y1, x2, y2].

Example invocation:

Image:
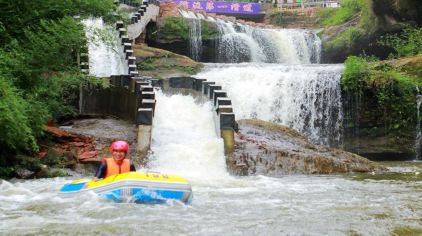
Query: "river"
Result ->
[[1, 91, 421, 235]]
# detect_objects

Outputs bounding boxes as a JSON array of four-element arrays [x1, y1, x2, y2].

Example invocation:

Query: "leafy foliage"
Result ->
[[342, 54, 421, 140], [0, 77, 37, 152], [342, 56, 369, 92], [379, 26, 422, 57], [0, 0, 114, 177], [157, 17, 190, 41]]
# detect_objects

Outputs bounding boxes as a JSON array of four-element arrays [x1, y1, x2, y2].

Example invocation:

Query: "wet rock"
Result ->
[[229, 119, 380, 176], [35, 165, 50, 178], [15, 169, 35, 179]]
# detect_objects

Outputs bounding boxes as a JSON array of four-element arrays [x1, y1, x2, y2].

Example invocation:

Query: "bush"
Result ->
[[158, 17, 189, 41], [0, 77, 37, 153], [379, 26, 422, 57], [342, 56, 369, 92]]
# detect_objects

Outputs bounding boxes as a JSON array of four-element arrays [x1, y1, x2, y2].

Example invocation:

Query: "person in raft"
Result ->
[[93, 140, 136, 180]]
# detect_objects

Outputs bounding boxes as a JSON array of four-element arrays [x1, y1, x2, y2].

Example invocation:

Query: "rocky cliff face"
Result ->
[[341, 55, 422, 160], [321, 0, 421, 63], [229, 119, 379, 176]]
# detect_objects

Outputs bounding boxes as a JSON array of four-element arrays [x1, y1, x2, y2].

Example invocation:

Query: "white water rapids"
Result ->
[[1, 93, 421, 235]]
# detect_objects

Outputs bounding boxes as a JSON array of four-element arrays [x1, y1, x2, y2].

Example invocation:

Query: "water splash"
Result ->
[[146, 90, 229, 185], [82, 17, 128, 77]]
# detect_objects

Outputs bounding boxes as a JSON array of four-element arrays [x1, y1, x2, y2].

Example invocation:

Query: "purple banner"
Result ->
[[160, 0, 261, 14]]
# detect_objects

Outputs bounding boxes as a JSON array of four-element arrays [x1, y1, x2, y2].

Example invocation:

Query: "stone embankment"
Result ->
[[230, 119, 380, 176]]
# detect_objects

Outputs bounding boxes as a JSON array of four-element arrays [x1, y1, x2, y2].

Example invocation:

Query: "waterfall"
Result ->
[[416, 92, 422, 160], [179, 10, 321, 64], [196, 63, 344, 146], [179, 11, 203, 61], [82, 17, 128, 77], [147, 90, 229, 184]]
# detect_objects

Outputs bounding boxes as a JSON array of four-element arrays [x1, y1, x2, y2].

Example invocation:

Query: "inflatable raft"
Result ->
[[60, 172, 192, 204]]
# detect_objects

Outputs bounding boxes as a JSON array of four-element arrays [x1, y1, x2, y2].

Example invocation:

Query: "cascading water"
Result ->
[[196, 63, 344, 146], [179, 10, 342, 145], [82, 17, 128, 77], [179, 10, 321, 64], [415, 92, 422, 160], [179, 11, 203, 61], [144, 90, 230, 184]]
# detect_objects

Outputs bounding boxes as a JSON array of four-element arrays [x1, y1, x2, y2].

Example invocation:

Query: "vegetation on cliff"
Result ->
[[320, 0, 421, 62], [341, 26, 422, 158], [149, 16, 218, 43], [133, 43, 202, 78], [0, 0, 116, 178]]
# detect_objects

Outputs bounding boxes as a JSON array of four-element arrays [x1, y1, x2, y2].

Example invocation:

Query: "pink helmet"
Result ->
[[110, 141, 129, 152]]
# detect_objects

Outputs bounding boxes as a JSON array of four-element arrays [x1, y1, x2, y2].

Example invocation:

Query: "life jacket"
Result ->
[[104, 158, 130, 178]]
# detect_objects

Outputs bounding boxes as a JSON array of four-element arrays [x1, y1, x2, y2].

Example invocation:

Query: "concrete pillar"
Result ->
[[213, 90, 227, 106], [137, 108, 153, 125], [140, 85, 154, 92], [123, 43, 132, 52], [141, 91, 155, 100], [118, 28, 127, 37], [131, 16, 138, 24], [136, 124, 152, 166], [116, 21, 124, 30], [129, 64, 137, 73], [220, 112, 235, 129], [220, 112, 235, 155], [125, 50, 134, 59], [128, 56, 136, 65], [141, 99, 155, 111], [221, 128, 235, 155], [130, 71, 139, 76], [80, 62, 89, 69], [121, 35, 129, 45], [209, 85, 222, 99], [217, 105, 233, 114], [217, 97, 232, 106], [194, 78, 206, 91], [202, 81, 215, 95], [135, 81, 150, 95]]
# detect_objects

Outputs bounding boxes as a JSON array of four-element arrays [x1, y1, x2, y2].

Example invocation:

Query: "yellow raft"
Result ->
[[60, 172, 193, 204]]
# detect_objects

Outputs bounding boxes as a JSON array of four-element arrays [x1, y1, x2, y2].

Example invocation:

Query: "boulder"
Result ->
[[229, 119, 380, 176]]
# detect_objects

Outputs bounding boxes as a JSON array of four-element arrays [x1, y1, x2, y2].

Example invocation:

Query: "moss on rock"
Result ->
[[134, 43, 202, 79], [342, 55, 422, 159]]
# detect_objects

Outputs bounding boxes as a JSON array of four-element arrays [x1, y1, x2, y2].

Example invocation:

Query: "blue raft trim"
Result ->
[[60, 182, 87, 192], [99, 188, 190, 204]]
